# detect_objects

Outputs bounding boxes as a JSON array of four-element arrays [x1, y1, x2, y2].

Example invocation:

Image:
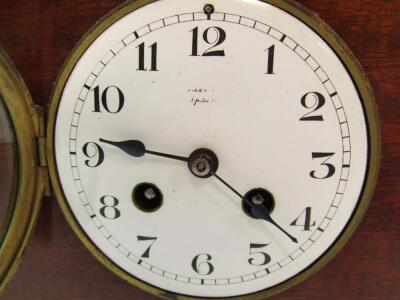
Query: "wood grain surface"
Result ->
[[0, 0, 399, 299]]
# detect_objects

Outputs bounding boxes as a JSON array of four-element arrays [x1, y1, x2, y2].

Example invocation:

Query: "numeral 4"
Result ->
[[291, 207, 316, 231]]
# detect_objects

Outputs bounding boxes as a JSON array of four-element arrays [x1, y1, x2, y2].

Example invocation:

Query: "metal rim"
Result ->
[[0, 48, 44, 294], [47, 0, 381, 299]]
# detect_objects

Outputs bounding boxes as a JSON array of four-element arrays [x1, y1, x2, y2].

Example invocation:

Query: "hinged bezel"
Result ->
[[0, 48, 45, 294], [34, 106, 51, 196]]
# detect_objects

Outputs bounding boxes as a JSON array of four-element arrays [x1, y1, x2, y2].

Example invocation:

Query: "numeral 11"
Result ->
[[137, 42, 158, 71]]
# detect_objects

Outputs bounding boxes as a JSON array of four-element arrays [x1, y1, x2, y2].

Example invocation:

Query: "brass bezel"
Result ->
[[47, 0, 381, 299], [0, 48, 44, 293]]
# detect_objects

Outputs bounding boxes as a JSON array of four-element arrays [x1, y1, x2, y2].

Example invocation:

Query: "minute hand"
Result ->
[[99, 138, 188, 162], [213, 173, 298, 244]]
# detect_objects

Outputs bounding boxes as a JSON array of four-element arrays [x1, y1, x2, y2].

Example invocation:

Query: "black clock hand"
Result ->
[[213, 173, 298, 244], [99, 138, 188, 162], [100, 139, 297, 243]]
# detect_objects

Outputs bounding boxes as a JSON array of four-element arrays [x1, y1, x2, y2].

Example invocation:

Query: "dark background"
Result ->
[[0, 0, 399, 299]]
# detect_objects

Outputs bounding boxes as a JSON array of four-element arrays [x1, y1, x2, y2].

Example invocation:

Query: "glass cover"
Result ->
[[0, 92, 16, 242]]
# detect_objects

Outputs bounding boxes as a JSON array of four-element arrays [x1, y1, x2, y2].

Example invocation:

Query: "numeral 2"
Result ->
[[300, 92, 326, 121], [190, 26, 226, 56]]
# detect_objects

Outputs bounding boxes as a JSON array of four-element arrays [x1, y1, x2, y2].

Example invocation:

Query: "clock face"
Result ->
[[52, 0, 373, 298]]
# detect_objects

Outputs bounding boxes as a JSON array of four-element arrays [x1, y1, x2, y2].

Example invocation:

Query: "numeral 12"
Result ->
[[190, 26, 226, 57]]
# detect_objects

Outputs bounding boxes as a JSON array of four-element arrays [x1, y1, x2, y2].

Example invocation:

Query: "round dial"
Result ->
[[49, 0, 379, 298]]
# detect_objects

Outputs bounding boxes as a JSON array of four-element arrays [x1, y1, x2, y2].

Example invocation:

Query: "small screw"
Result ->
[[144, 187, 156, 200], [204, 4, 215, 15], [197, 162, 206, 172], [252, 194, 265, 205]]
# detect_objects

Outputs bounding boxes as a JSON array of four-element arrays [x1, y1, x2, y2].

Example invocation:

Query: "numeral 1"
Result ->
[[137, 42, 158, 71], [265, 45, 275, 74]]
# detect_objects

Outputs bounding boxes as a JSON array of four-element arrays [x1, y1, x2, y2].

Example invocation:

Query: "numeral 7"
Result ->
[[137, 236, 158, 258]]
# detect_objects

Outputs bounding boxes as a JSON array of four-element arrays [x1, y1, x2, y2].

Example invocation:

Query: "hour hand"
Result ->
[[99, 138, 188, 162]]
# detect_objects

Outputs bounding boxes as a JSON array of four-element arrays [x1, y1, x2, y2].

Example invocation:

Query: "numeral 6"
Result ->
[[192, 253, 214, 275]]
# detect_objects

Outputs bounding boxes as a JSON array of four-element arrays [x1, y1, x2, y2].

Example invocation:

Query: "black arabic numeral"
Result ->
[[265, 45, 275, 74], [99, 195, 121, 220], [137, 236, 158, 258], [300, 92, 326, 121], [248, 243, 271, 266], [310, 152, 336, 179], [137, 42, 158, 71], [190, 26, 199, 56], [93, 85, 125, 113], [82, 142, 104, 167], [190, 26, 226, 57], [290, 207, 316, 231], [192, 253, 214, 275]]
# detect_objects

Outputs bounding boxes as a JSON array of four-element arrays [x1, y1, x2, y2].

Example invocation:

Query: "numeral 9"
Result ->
[[82, 142, 104, 167]]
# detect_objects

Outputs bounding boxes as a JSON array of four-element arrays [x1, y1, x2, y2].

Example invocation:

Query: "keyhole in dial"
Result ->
[[132, 183, 163, 213], [242, 188, 275, 218]]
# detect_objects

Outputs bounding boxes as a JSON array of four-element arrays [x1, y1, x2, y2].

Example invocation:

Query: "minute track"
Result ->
[[68, 13, 351, 283], [58, 3, 361, 295]]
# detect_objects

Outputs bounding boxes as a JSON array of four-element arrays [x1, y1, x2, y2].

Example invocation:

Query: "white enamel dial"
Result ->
[[53, 0, 371, 298]]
